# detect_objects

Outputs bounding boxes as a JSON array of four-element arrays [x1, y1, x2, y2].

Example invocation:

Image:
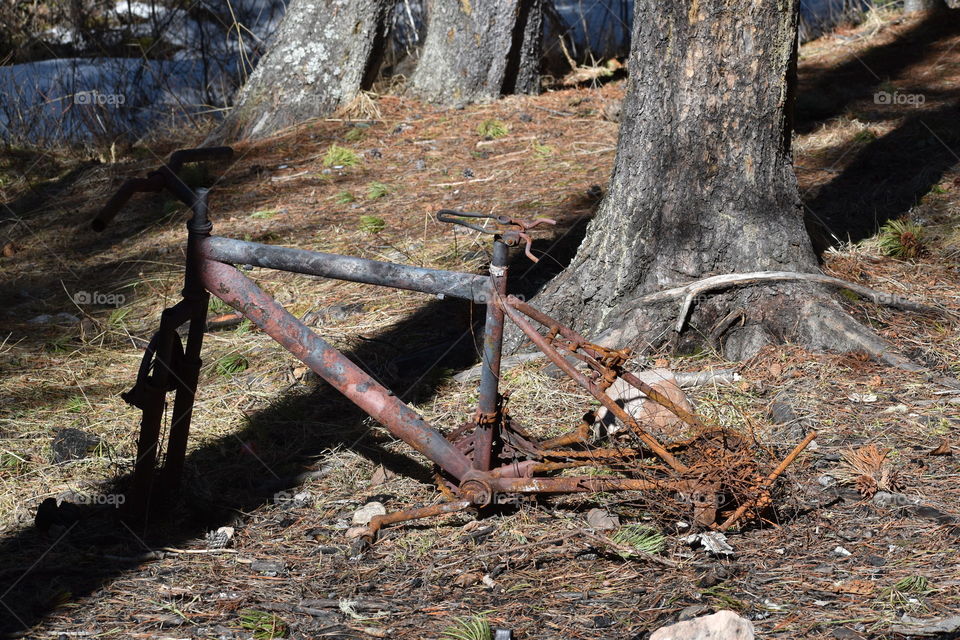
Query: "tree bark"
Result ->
[[213, 0, 392, 141], [904, 0, 948, 13], [410, 0, 542, 104], [527, 0, 912, 366]]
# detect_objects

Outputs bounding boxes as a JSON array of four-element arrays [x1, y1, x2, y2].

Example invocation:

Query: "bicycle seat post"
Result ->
[[473, 236, 509, 471]]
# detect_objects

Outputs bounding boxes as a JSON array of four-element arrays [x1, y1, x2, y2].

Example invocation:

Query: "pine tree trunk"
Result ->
[[904, 0, 946, 13], [528, 0, 911, 365], [214, 0, 392, 141], [410, 0, 542, 104]]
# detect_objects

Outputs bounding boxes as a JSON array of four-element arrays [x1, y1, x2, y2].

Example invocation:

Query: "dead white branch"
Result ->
[[632, 271, 948, 333]]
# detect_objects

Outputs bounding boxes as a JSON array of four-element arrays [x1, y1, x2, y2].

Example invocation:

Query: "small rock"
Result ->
[[463, 168, 474, 178], [414, 158, 426, 170], [872, 491, 915, 508], [650, 610, 754, 640], [352, 501, 387, 525], [833, 545, 852, 557], [678, 605, 711, 621], [366, 148, 382, 158], [602, 100, 622, 122], [518, 113, 533, 122], [818, 474, 837, 487], [293, 491, 312, 506], [30, 312, 79, 325], [595, 369, 695, 440], [50, 428, 103, 463], [882, 404, 909, 414], [586, 508, 620, 531], [697, 566, 735, 588], [303, 303, 366, 326], [848, 393, 878, 403], [591, 615, 615, 629], [250, 559, 285, 575]]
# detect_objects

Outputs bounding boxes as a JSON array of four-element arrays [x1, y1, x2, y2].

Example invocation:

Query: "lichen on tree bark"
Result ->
[[214, 0, 393, 142], [410, 0, 542, 104]]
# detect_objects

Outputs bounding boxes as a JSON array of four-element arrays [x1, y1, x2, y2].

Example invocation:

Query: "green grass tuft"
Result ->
[[335, 190, 355, 204], [250, 209, 278, 220], [209, 297, 231, 314], [441, 613, 492, 640], [216, 353, 249, 376], [531, 140, 554, 158], [366, 181, 390, 199], [476, 119, 508, 139], [359, 215, 386, 234], [238, 609, 289, 639], [876, 218, 925, 260], [324, 144, 361, 168], [611, 523, 666, 556]]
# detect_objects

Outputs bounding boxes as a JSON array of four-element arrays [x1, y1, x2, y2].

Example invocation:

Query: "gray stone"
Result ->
[[650, 610, 754, 640], [50, 428, 103, 463], [678, 605, 711, 621]]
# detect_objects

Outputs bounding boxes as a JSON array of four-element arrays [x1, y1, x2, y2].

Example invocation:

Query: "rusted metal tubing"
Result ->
[[488, 459, 539, 478], [717, 430, 817, 531], [539, 418, 593, 449], [364, 500, 474, 541], [508, 298, 706, 431], [202, 236, 491, 303], [200, 260, 476, 481], [474, 239, 510, 471], [491, 476, 669, 494], [500, 298, 687, 473], [539, 448, 646, 459]]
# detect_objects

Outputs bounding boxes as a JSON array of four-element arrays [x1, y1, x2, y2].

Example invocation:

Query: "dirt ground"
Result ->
[[1, 7, 960, 639]]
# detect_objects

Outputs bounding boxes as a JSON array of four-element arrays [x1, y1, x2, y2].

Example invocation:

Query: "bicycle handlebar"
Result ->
[[91, 146, 233, 232]]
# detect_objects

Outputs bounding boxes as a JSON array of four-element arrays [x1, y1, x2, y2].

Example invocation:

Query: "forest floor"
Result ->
[[1, 7, 960, 640]]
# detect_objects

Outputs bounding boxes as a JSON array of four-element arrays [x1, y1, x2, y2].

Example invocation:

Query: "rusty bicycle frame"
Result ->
[[91, 147, 814, 539]]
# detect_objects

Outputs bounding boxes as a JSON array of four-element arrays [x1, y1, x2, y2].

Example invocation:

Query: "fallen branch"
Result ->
[[431, 172, 501, 188], [631, 271, 948, 333]]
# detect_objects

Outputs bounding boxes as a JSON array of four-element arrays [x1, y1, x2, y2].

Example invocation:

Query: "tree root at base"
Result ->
[[632, 270, 951, 334]]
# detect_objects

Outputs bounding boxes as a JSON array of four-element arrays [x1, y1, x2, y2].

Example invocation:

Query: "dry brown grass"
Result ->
[[1, 7, 960, 638]]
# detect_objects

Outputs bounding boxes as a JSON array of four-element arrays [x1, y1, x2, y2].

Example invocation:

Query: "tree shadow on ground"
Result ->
[[805, 102, 960, 246], [0, 205, 593, 635], [794, 10, 959, 134], [795, 9, 960, 248]]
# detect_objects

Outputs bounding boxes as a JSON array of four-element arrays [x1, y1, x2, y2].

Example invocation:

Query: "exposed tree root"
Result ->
[[632, 270, 948, 333], [520, 269, 950, 375]]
